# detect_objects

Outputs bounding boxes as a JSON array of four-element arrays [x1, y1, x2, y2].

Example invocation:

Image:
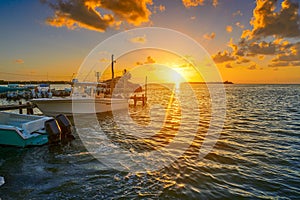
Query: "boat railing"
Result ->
[[71, 82, 111, 98]]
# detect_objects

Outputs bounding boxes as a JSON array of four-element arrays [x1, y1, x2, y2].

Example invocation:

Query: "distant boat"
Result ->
[[35, 83, 52, 98], [0, 84, 28, 94], [0, 112, 52, 147], [31, 82, 128, 116]]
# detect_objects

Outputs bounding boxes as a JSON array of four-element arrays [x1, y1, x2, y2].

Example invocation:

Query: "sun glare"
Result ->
[[168, 69, 185, 88]]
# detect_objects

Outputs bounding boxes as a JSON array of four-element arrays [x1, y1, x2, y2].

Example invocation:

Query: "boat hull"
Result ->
[[32, 97, 128, 116], [0, 112, 52, 147], [0, 127, 48, 147]]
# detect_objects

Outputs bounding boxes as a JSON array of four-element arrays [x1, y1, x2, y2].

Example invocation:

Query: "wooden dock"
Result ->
[[130, 94, 147, 107], [0, 102, 35, 114]]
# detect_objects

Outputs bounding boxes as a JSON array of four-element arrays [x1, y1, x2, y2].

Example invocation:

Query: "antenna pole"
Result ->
[[145, 76, 147, 103]]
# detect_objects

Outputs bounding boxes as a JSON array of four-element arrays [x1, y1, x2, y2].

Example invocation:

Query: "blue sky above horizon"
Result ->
[[0, 0, 300, 83]]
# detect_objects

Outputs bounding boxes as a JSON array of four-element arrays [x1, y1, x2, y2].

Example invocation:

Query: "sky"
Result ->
[[0, 0, 300, 83]]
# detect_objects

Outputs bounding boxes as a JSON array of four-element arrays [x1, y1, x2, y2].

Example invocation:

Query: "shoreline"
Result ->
[[0, 80, 71, 85], [1, 80, 300, 85]]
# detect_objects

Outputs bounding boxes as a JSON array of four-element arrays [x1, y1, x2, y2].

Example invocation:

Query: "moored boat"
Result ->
[[0, 112, 74, 147], [0, 112, 52, 147], [0, 84, 29, 94], [31, 55, 145, 116], [31, 82, 128, 116]]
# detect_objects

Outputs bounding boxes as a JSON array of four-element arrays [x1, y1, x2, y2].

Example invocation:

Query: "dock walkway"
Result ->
[[0, 102, 35, 114]]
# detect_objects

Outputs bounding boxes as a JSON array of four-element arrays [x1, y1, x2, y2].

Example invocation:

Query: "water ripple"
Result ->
[[0, 84, 300, 199]]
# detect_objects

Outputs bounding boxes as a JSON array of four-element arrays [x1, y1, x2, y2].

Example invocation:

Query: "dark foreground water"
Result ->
[[0, 84, 299, 199]]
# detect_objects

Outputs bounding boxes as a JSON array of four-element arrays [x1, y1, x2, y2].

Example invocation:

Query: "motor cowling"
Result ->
[[55, 114, 75, 142], [45, 119, 61, 144]]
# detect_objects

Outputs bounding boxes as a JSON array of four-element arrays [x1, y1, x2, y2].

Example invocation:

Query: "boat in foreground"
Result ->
[[0, 112, 74, 147], [0, 112, 52, 147]]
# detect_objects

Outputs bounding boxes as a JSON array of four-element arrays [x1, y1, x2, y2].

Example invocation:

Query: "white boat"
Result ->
[[31, 82, 128, 116]]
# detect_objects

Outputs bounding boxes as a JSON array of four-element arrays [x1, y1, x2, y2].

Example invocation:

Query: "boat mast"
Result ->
[[96, 72, 100, 83], [111, 54, 115, 95]]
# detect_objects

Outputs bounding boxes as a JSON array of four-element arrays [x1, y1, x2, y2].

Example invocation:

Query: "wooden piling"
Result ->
[[133, 95, 137, 107], [26, 102, 33, 115], [19, 101, 23, 114], [130, 95, 147, 107], [0, 102, 35, 114], [142, 94, 145, 106]]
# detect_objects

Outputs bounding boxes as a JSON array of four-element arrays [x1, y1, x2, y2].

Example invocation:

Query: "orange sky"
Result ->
[[0, 0, 299, 83]]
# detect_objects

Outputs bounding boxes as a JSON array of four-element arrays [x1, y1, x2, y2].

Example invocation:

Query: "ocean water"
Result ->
[[0, 84, 299, 199]]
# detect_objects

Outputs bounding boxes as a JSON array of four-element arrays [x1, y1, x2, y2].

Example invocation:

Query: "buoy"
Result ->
[[55, 114, 75, 142], [45, 119, 61, 144]]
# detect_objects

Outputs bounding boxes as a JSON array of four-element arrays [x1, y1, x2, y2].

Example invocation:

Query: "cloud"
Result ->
[[272, 42, 300, 62], [235, 22, 244, 29], [212, 51, 236, 63], [229, 0, 300, 68], [245, 53, 256, 57], [268, 61, 291, 67], [43, 0, 153, 32], [269, 42, 300, 66], [182, 0, 205, 7], [145, 56, 156, 64], [291, 61, 300, 66], [268, 42, 300, 67], [247, 41, 277, 55], [136, 56, 156, 65], [178, 63, 193, 68], [99, 58, 109, 63], [182, 0, 218, 7], [212, 0, 218, 7], [242, 0, 300, 39], [226, 25, 233, 33], [213, 1, 300, 69], [236, 39, 291, 57], [225, 63, 233, 68], [159, 5, 166, 12], [203, 32, 216, 40], [130, 35, 147, 44], [247, 64, 257, 70], [15, 59, 24, 64], [232, 10, 243, 17], [228, 38, 244, 56], [236, 57, 250, 64], [153, 4, 165, 13]]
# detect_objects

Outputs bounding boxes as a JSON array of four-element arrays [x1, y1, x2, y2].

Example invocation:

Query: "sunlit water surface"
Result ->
[[0, 84, 299, 199]]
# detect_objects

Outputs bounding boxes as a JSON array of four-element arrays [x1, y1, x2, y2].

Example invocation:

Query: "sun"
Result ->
[[167, 68, 185, 88]]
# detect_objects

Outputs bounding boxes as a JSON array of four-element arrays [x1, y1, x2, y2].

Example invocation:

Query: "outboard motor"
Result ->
[[55, 114, 75, 142], [45, 119, 61, 145]]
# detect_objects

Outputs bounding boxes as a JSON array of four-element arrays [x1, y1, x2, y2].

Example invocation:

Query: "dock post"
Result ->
[[134, 95, 137, 107], [26, 102, 33, 115], [142, 94, 145, 106], [19, 101, 23, 114]]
